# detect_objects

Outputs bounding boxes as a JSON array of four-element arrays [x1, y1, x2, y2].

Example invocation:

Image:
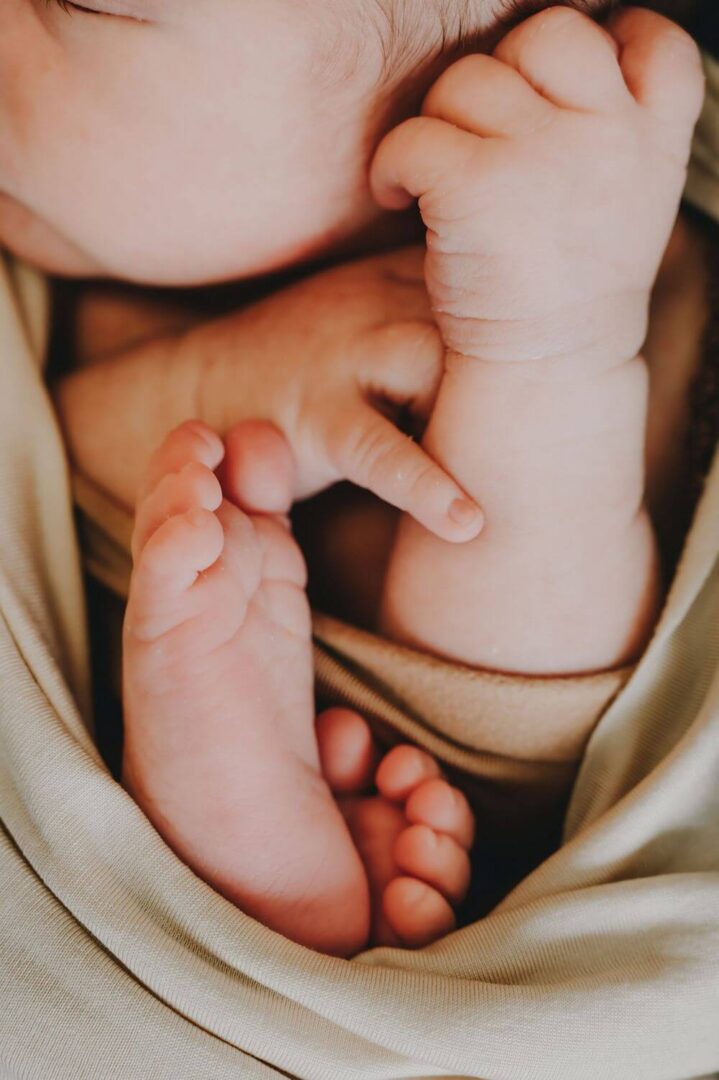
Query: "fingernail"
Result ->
[[448, 498, 482, 531]]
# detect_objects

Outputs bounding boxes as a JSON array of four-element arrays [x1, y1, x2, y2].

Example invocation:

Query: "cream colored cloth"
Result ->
[[2, 54, 719, 1080]]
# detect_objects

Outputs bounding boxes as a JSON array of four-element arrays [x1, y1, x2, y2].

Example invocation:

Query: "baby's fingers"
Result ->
[[370, 116, 478, 213], [331, 407, 483, 542]]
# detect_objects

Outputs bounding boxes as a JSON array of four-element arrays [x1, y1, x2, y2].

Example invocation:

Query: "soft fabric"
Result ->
[[1, 52, 719, 1080]]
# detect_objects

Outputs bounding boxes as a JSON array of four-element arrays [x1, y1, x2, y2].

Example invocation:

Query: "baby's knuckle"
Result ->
[[497, 5, 588, 66], [657, 17, 702, 65], [399, 120, 442, 176], [405, 458, 442, 503], [524, 4, 587, 35], [429, 54, 496, 103], [667, 29, 705, 90], [390, 319, 443, 370], [387, 114, 431, 151], [349, 423, 396, 480]]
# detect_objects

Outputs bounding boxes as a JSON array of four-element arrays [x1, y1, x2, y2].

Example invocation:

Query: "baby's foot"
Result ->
[[122, 420, 370, 956], [317, 709, 474, 948]]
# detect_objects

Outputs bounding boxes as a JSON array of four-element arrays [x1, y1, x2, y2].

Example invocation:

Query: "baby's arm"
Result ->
[[54, 250, 482, 543], [381, 335, 659, 674], [372, 8, 704, 674]]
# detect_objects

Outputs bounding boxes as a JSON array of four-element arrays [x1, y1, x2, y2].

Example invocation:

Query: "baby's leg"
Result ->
[[123, 420, 474, 954], [123, 420, 370, 956]]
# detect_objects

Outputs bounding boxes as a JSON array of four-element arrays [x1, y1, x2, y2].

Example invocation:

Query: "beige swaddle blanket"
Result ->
[[1, 54, 719, 1080]]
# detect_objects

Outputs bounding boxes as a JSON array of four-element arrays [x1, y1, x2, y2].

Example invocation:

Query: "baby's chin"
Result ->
[[0, 195, 104, 278], [0, 191, 411, 286]]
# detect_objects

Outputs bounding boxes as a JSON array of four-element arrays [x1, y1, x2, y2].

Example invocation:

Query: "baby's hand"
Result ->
[[371, 8, 704, 368], [199, 248, 482, 541]]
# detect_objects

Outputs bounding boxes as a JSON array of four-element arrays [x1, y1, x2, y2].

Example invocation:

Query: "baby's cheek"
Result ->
[[0, 30, 51, 181]]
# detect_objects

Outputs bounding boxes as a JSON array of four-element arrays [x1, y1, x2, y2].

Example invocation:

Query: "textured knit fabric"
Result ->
[[1, 52, 718, 1080]]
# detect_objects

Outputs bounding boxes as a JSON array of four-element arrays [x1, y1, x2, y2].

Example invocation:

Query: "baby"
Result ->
[[0, 0, 704, 956]]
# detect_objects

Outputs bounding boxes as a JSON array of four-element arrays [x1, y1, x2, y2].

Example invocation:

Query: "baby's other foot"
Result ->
[[123, 420, 369, 956], [317, 709, 474, 948]]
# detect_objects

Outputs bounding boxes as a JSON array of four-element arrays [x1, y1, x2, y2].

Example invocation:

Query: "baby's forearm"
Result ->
[[54, 313, 264, 508], [54, 330, 204, 507], [381, 349, 661, 675]]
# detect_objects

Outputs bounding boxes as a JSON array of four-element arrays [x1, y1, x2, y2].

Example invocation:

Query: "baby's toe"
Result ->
[[141, 420, 224, 500], [494, 7, 628, 113], [127, 508, 224, 642], [252, 515, 307, 590], [394, 824, 471, 906], [375, 744, 442, 802], [214, 503, 309, 636], [316, 709, 379, 795], [383, 877, 456, 949], [405, 778, 475, 851], [132, 462, 222, 563]]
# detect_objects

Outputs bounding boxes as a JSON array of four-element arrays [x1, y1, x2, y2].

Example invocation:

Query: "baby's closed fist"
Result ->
[[371, 7, 704, 368]]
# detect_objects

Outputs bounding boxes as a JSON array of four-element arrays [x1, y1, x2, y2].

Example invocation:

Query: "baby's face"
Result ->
[[1, 0, 392, 282], [0, 0, 606, 285]]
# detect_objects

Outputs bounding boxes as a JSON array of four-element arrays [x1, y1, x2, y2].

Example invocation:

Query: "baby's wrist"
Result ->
[[430, 347, 650, 523], [180, 310, 264, 437], [437, 289, 651, 376]]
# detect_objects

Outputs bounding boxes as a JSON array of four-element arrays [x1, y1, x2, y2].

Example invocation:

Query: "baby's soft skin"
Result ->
[[56, 250, 483, 544], [373, 6, 705, 673], [123, 419, 475, 955]]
